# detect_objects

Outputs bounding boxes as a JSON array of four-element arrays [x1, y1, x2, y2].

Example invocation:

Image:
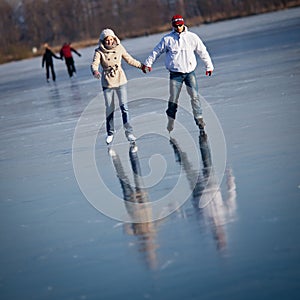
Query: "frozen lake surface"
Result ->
[[1, 7, 300, 300]]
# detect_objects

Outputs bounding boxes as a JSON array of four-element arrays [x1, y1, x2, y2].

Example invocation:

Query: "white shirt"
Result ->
[[145, 26, 214, 73]]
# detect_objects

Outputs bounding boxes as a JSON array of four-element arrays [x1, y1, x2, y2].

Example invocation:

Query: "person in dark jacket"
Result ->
[[60, 43, 81, 77], [42, 43, 61, 82]]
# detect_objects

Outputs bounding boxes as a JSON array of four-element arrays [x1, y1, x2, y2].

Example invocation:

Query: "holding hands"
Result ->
[[142, 64, 152, 74]]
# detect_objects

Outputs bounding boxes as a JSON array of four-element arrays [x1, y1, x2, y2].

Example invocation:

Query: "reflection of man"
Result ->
[[108, 145, 159, 270], [169, 131, 237, 251]]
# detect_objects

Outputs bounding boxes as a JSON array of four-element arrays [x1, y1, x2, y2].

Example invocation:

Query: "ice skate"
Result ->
[[127, 133, 136, 145], [106, 134, 114, 145], [167, 117, 175, 133], [196, 117, 206, 130]]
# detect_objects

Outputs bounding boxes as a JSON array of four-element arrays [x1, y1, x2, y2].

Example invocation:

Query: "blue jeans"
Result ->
[[166, 71, 203, 124], [103, 84, 133, 137]]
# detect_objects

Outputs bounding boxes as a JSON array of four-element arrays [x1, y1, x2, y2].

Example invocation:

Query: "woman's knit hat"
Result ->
[[99, 29, 116, 41]]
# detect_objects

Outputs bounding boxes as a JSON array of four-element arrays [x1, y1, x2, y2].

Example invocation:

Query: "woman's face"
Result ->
[[104, 36, 114, 46]]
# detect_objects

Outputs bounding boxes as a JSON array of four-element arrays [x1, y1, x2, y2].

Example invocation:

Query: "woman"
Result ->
[[91, 28, 146, 145]]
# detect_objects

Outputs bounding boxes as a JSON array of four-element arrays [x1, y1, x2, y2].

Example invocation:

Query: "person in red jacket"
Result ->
[[60, 42, 81, 77]]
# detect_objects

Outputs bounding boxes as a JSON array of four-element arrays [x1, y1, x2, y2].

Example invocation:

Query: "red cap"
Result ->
[[172, 15, 184, 26]]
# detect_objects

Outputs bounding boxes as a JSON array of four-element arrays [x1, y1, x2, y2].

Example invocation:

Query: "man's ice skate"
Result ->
[[127, 133, 136, 144], [167, 117, 175, 133], [196, 117, 206, 130], [130, 143, 138, 153]]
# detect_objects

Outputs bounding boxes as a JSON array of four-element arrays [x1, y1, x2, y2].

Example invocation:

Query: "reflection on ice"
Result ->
[[107, 129, 237, 270], [225, 168, 237, 218], [70, 79, 82, 102], [170, 131, 237, 251], [48, 84, 61, 101], [108, 145, 160, 270]]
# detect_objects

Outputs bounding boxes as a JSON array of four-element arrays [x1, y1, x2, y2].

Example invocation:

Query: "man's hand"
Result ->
[[206, 70, 212, 76], [142, 64, 152, 73], [93, 71, 100, 79]]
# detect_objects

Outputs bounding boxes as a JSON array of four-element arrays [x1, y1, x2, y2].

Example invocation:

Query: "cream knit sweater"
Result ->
[[91, 36, 142, 88]]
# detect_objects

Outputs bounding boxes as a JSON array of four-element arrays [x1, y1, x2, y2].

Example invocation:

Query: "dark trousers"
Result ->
[[65, 57, 76, 77], [46, 63, 56, 81], [166, 71, 202, 121]]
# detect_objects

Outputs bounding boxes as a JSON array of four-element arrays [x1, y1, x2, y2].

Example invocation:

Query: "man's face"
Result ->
[[173, 23, 184, 33]]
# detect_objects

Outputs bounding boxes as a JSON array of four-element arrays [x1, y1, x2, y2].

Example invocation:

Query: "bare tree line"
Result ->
[[0, 0, 299, 63]]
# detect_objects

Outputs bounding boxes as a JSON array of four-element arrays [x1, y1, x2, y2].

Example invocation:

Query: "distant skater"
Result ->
[[42, 43, 61, 82], [91, 28, 147, 145], [143, 15, 214, 132], [60, 43, 81, 77]]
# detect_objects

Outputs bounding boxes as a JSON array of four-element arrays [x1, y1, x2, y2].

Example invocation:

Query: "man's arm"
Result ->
[[144, 38, 166, 67], [42, 54, 45, 68], [71, 47, 81, 57], [195, 36, 214, 73]]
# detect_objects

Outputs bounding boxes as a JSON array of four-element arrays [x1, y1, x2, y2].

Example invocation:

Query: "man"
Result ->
[[143, 15, 214, 132], [60, 43, 81, 78]]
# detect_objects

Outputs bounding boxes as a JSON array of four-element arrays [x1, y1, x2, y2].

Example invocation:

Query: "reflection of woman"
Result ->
[[91, 29, 146, 145], [108, 145, 159, 270]]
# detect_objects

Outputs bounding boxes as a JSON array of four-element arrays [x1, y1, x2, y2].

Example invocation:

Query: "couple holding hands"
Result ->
[[91, 15, 214, 145]]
